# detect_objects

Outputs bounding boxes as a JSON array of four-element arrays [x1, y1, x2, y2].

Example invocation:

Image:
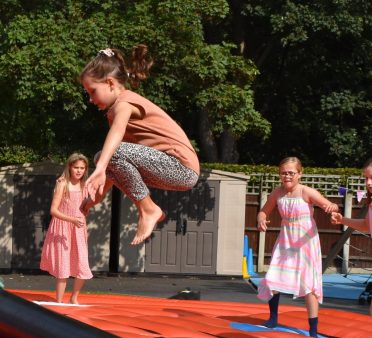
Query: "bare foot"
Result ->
[[69, 297, 79, 305], [131, 206, 165, 245]]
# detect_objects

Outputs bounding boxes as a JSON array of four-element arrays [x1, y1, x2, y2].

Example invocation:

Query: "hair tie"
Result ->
[[98, 48, 115, 57]]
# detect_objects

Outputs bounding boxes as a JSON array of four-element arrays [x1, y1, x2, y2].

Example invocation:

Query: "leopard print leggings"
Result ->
[[98, 142, 199, 202]]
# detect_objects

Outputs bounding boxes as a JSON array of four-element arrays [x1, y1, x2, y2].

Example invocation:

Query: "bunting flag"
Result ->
[[356, 190, 367, 203], [337, 186, 367, 202], [338, 186, 348, 197]]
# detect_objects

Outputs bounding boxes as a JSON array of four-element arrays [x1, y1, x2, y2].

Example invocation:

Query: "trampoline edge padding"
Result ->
[[0, 289, 115, 338]]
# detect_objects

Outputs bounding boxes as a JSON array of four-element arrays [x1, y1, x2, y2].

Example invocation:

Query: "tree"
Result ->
[[0, 0, 269, 164], [226, 0, 371, 167]]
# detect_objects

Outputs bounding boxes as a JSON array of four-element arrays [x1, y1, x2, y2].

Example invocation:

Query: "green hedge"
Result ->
[[0, 146, 65, 166], [0, 146, 363, 177], [201, 163, 362, 177]]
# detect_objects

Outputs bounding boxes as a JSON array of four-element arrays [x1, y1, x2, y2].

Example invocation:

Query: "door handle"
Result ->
[[181, 218, 187, 236], [176, 218, 187, 235], [176, 218, 182, 234]]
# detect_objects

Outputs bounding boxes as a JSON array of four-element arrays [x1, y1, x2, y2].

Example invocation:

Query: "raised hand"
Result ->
[[85, 168, 106, 201], [323, 202, 339, 213]]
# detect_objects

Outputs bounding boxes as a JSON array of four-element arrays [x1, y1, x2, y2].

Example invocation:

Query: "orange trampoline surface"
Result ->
[[5, 289, 372, 337]]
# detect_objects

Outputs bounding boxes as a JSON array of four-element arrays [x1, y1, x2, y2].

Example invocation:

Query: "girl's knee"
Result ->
[[182, 171, 199, 190]]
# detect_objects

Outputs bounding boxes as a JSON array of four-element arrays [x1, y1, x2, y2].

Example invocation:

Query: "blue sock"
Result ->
[[264, 293, 280, 328], [308, 317, 318, 337]]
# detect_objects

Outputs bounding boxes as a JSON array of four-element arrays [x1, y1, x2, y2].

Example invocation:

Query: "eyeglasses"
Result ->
[[280, 171, 298, 177]]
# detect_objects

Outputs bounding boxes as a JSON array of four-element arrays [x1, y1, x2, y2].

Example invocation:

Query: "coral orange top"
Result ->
[[106, 90, 199, 175]]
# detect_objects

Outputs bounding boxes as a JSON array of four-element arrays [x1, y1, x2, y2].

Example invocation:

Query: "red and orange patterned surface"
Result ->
[[4, 289, 372, 337]]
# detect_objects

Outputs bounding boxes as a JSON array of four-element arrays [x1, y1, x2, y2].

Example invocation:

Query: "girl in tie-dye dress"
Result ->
[[257, 157, 338, 338], [332, 157, 372, 316]]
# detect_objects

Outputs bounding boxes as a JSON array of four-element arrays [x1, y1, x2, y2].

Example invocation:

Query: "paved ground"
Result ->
[[0, 271, 369, 315]]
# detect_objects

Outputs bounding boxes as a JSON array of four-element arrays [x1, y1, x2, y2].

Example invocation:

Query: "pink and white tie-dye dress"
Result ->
[[40, 191, 93, 280], [258, 196, 323, 303]]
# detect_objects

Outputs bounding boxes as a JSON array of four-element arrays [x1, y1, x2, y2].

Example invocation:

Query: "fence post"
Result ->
[[257, 190, 268, 272], [342, 192, 353, 274], [322, 204, 367, 274]]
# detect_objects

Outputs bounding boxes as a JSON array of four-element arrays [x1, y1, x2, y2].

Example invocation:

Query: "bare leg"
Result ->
[[70, 278, 85, 304], [305, 292, 319, 318], [306, 292, 319, 337], [104, 144, 197, 245], [56, 278, 67, 303], [131, 195, 164, 245]]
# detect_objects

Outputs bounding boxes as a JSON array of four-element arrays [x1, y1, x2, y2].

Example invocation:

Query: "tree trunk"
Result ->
[[229, 0, 246, 54], [220, 130, 239, 163], [198, 110, 218, 162]]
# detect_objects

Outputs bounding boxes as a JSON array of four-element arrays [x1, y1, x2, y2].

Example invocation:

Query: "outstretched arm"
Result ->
[[86, 101, 133, 200], [257, 189, 279, 232], [303, 186, 339, 213], [331, 212, 370, 233], [81, 179, 114, 215]]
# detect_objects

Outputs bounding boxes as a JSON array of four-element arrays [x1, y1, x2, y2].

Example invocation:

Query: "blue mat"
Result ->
[[250, 274, 371, 300], [231, 322, 326, 337]]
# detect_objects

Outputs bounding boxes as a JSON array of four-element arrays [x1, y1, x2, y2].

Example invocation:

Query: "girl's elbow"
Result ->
[[50, 208, 58, 217]]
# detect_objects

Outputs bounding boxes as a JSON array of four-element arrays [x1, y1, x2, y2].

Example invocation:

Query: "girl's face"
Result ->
[[279, 162, 302, 191], [70, 160, 87, 182], [82, 76, 117, 111], [364, 165, 372, 194]]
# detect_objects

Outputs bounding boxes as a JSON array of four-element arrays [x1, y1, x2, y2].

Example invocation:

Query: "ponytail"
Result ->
[[127, 44, 154, 88], [80, 44, 154, 89]]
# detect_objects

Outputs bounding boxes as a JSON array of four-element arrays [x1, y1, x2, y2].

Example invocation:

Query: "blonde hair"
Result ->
[[62, 153, 89, 198], [278, 156, 303, 173], [80, 44, 154, 89]]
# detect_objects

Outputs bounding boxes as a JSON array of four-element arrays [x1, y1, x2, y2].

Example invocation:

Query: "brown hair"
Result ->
[[79, 44, 154, 89], [62, 153, 89, 198], [362, 157, 372, 205], [278, 156, 303, 173]]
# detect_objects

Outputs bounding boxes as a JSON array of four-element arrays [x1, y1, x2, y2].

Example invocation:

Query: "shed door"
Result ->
[[12, 174, 55, 269], [145, 180, 219, 274]]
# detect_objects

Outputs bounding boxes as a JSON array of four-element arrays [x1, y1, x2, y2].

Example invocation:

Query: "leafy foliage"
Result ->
[[202, 162, 362, 177], [0, 0, 370, 167], [0, 145, 41, 166], [233, 0, 371, 167], [181, 43, 269, 137], [0, 0, 263, 164]]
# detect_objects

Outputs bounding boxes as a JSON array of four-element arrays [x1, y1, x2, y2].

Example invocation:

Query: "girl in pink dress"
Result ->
[[40, 153, 92, 304], [257, 157, 338, 337], [79, 45, 199, 245], [332, 157, 372, 316]]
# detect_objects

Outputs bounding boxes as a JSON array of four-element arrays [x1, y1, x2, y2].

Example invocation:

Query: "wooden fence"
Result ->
[[244, 173, 371, 274]]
